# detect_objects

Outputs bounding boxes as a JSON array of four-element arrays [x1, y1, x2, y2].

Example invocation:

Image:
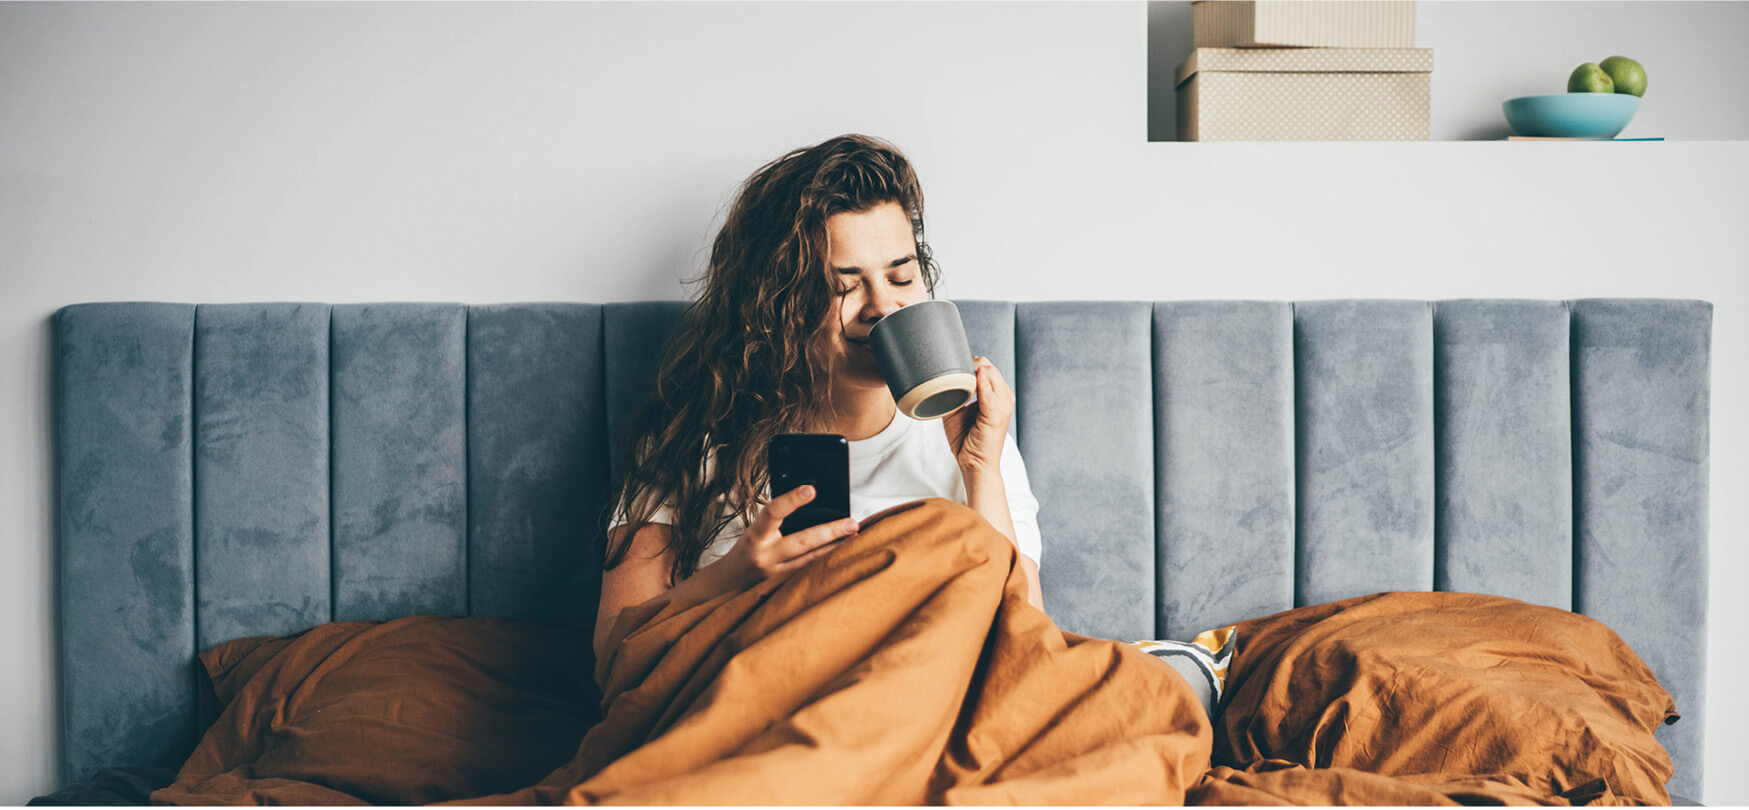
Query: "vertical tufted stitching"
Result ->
[[1290, 301, 1303, 608], [1012, 305, 1027, 443], [187, 305, 201, 752], [463, 308, 472, 617], [1427, 300, 1441, 593], [1149, 302, 1163, 638], [1566, 299, 1584, 615], [1149, 303, 1161, 639], [327, 306, 337, 623], [594, 307, 613, 582]]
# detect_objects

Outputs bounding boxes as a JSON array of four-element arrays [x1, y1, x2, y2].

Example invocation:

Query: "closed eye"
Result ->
[[837, 277, 916, 295]]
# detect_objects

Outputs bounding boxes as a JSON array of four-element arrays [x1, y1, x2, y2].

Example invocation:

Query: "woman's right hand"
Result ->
[[713, 484, 860, 591]]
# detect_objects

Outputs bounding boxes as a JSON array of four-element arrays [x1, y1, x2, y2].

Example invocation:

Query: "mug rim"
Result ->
[[868, 298, 958, 343]]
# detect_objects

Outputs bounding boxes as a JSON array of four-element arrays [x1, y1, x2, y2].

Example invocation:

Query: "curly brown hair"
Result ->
[[603, 134, 941, 584]]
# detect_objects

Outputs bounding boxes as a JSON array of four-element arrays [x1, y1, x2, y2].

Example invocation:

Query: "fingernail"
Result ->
[[801, 485, 815, 497]]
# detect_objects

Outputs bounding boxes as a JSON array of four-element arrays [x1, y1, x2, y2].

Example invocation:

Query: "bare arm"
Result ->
[[594, 523, 679, 661], [594, 486, 860, 663], [964, 471, 1045, 612], [594, 523, 753, 661], [946, 354, 1044, 613]]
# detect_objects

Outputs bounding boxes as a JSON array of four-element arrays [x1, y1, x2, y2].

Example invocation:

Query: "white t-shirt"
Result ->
[[609, 411, 1044, 572]]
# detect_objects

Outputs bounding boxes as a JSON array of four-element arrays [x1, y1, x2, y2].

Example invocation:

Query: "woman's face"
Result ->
[[821, 200, 929, 386]]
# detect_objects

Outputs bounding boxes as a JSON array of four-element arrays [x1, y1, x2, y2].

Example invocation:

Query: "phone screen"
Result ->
[[768, 433, 851, 535]]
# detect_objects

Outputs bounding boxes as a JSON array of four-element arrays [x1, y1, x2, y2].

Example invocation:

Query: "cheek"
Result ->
[[822, 298, 855, 348]]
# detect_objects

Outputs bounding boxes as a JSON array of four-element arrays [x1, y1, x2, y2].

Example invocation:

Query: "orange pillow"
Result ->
[[152, 615, 600, 805], [1216, 592, 1679, 804]]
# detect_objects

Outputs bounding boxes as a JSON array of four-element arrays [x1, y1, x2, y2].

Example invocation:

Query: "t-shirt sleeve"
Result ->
[[608, 444, 726, 533], [608, 489, 677, 531], [608, 438, 692, 532], [998, 439, 1043, 567]]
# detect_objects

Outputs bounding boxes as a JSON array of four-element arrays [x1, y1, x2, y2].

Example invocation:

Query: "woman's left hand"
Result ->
[[942, 355, 1015, 475]]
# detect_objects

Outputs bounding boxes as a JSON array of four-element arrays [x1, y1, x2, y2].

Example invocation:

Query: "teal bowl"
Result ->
[[1502, 93, 1639, 138]]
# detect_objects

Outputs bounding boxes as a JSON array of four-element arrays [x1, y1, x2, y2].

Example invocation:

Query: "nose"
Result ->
[[862, 281, 906, 322]]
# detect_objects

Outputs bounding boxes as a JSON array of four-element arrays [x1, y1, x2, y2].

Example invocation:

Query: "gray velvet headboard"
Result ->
[[53, 299, 1711, 796]]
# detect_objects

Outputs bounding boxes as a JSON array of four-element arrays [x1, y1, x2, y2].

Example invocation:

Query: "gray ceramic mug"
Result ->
[[868, 299, 978, 420]]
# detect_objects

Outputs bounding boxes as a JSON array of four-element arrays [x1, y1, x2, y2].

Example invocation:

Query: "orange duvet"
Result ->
[[1202, 589, 1680, 805], [455, 498, 1677, 806], [156, 496, 1681, 805], [451, 498, 1214, 805]]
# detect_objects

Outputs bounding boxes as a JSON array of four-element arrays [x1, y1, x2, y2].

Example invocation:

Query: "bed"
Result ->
[[47, 298, 1710, 803]]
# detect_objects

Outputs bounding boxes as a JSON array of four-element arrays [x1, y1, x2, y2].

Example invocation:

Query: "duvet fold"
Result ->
[[451, 497, 1214, 805]]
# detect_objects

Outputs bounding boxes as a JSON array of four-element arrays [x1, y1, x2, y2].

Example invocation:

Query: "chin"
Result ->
[[851, 363, 886, 386], [838, 354, 886, 387]]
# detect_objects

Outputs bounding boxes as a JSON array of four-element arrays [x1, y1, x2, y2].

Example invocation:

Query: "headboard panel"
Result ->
[[1434, 301, 1574, 606], [56, 303, 197, 782], [1151, 301, 1296, 642], [193, 303, 331, 653], [468, 303, 607, 627], [1293, 301, 1437, 605], [54, 298, 1710, 797], [1015, 302, 1158, 642], [1572, 299, 1712, 797]]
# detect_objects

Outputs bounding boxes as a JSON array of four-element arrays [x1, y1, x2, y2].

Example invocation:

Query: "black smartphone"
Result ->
[[768, 433, 851, 536]]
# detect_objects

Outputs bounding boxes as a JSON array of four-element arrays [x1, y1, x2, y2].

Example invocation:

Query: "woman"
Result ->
[[595, 134, 1045, 661]]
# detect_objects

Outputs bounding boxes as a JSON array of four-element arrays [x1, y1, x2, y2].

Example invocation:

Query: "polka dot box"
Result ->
[[1174, 47, 1433, 141]]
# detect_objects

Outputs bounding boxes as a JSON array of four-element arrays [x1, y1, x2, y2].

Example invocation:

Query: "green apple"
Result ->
[[1568, 62, 1615, 93], [1600, 55, 1647, 97]]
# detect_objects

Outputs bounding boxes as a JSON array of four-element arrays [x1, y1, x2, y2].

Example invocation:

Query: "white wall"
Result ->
[[3, 1, 1744, 803]]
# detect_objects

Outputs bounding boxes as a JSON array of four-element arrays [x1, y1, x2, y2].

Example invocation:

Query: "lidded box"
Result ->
[[1193, 0, 1416, 49], [1175, 47, 1432, 141]]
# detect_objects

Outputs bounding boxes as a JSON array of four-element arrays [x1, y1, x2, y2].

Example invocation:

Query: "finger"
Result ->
[[752, 484, 816, 535], [973, 358, 1005, 392], [980, 362, 1012, 399], [781, 516, 858, 560], [773, 535, 845, 575], [945, 397, 978, 429]]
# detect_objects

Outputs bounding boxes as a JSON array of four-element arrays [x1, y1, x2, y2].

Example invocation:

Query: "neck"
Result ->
[[824, 376, 897, 441]]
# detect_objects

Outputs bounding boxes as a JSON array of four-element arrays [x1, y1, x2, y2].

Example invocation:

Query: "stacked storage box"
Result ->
[[1176, 1, 1433, 141]]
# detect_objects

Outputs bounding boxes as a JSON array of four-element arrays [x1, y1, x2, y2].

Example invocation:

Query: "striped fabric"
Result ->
[[1132, 625, 1239, 719]]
